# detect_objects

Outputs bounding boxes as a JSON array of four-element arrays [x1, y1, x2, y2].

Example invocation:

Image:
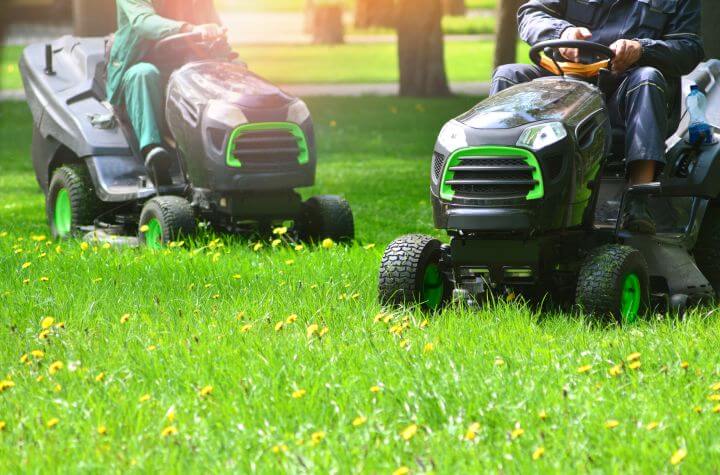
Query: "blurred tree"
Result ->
[[72, 0, 116, 36], [703, 0, 720, 59], [443, 0, 467, 16], [493, 0, 524, 68], [396, 0, 450, 96], [311, 3, 345, 44], [355, 0, 396, 29]]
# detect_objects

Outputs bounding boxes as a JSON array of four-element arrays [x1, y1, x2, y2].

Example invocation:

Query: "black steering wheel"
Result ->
[[529, 39, 615, 69]]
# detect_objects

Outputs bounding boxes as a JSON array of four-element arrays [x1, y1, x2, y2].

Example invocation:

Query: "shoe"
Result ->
[[623, 195, 656, 234], [144, 146, 173, 186]]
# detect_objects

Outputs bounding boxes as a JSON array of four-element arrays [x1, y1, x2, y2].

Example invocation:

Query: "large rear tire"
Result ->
[[47, 164, 103, 239], [301, 195, 354, 243], [138, 196, 196, 249], [575, 244, 650, 324], [378, 234, 450, 311], [694, 204, 720, 295]]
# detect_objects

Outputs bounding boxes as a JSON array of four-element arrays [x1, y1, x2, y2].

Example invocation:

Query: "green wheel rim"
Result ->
[[422, 263, 444, 310], [621, 273, 641, 323], [144, 218, 163, 250], [54, 189, 72, 237]]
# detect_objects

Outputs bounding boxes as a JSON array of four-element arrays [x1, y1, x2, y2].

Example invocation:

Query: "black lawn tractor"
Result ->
[[19, 33, 354, 248], [379, 40, 720, 323]]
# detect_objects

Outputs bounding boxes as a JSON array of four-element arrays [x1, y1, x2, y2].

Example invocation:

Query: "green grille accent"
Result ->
[[226, 122, 309, 168], [439, 146, 544, 201]]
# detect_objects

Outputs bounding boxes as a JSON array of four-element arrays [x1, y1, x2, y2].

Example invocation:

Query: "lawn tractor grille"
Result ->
[[440, 148, 544, 202], [432, 152, 446, 181], [232, 130, 301, 170]]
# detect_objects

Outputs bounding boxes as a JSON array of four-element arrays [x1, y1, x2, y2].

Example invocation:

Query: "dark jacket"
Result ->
[[518, 0, 705, 79]]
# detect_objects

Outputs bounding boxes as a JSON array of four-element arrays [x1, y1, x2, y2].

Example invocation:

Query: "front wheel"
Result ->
[[47, 164, 103, 239], [378, 234, 451, 311], [138, 196, 196, 249], [575, 244, 650, 324], [301, 195, 354, 243]]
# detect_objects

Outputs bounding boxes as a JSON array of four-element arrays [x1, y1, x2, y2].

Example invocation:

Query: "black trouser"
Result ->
[[490, 64, 671, 171]]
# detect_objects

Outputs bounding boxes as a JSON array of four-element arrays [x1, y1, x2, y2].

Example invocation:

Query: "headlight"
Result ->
[[437, 120, 468, 153], [205, 100, 248, 128], [517, 122, 567, 150]]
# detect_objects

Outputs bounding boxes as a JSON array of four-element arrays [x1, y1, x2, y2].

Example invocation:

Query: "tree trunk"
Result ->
[[702, 0, 720, 60], [396, 0, 450, 97], [312, 5, 345, 45], [493, 0, 524, 68], [355, 0, 396, 29], [72, 0, 117, 37], [443, 0, 467, 16], [304, 0, 315, 34]]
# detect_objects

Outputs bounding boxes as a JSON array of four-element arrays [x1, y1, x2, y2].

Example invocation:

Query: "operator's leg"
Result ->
[[490, 64, 552, 96], [122, 62, 164, 153], [610, 66, 670, 233]]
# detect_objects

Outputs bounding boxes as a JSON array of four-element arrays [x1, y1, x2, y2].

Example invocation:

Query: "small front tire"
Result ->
[[138, 196, 196, 249], [47, 164, 103, 239], [575, 244, 650, 324], [378, 234, 450, 311], [301, 195, 354, 243]]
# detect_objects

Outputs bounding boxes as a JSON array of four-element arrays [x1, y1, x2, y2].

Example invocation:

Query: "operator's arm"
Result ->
[[117, 0, 189, 42], [518, 0, 572, 45], [636, 0, 705, 77]]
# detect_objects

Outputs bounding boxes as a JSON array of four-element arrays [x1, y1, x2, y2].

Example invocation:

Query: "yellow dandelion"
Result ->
[[604, 420, 620, 429], [392, 467, 410, 475], [48, 361, 63, 375], [400, 423, 418, 441], [577, 364, 592, 373], [370, 385, 381, 393], [538, 410, 548, 420], [464, 422, 480, 440], [40, 316, 54, 329], [80, 242, 89, 251], [628, 361, 641, 370], [329, 120, 338, 127], [97, 425, 108, 436], [139, 225, 150, 233], [199, 385, 213, 397], [0, 421, 5, 431], [321, 238, 335, 249], [399, 339, 410, 349], [271, 443, 288, 454], [352, 416, 367, 427], [232, 274, 242, 280], [0, 380, 15, 392], [147, 345, 157, 351], [161, 426, 178, 437], [532, 447, 546, 460], [694, 406, 703, 414], [609, 364, 623, 377], [709, 394, 720, 401], [95, 372, 105, 383], [626, 352, 641, 362], [274, 321, 284, 332], [31, 234, 47, 242], [46, 418, 59, 429], [166, 408, 176, 422], [294, 244, 304, 251], [494, 357, 505, 367], [310, 431, 325, 445], [646, 421, 659, 430], [670, 448, 687, 465], [271, 239, 282, 248], [423, 342, 434, 353], [285, 259, 295, 265], [713, 405, 720, 413], [363, 243, 376, 250], [53, 384, 62, 392], [273, 226, 288, 236], [510, 428, 524, 440], [306, 323, 319, 338], [102, 242, 111, 250], [240, 323, 253, 333], [21, 262, 31, 269], [39, 276, 49, 282], [20, 354, 29, 364], [710, 382, 720, 391], [38, 329, 51, 340], [286, 314, 298, 324], [292, 389, 306, 399], [120, 314, 130, 324], [253, 242, 263, 251], [139, 394, 151, 403]]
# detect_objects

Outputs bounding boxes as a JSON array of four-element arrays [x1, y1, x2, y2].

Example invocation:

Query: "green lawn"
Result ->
[[2, 97, 720, 472], [1, 41, 528, 90]]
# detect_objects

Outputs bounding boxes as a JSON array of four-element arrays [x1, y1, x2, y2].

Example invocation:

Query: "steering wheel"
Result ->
[[146, 32, 234, 70], [529, 40, 615, 78]]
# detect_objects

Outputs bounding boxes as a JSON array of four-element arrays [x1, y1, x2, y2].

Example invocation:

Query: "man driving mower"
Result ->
[[107, 0, 226, 179], [491, 0, 704, 233]]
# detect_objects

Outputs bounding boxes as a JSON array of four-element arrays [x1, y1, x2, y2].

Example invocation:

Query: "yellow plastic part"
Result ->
[[539, 53, 610, 78]]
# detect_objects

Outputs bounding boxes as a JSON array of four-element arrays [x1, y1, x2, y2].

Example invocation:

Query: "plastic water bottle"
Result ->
[[687, 85, 714, 145]]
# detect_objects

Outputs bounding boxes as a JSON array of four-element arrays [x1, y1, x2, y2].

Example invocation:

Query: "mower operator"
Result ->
[[491, 0, 704, 234], [106, 0, 226, 176]]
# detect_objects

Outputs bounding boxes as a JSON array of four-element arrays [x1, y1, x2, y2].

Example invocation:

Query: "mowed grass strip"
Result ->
[[2, 98, 720, 472], [0, 41, 530, 90]]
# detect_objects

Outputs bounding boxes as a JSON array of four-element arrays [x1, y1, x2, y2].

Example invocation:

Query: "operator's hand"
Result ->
[[559, 27, 592, 62], [193, 24, 227, 40], [609, 39, 642, 73]]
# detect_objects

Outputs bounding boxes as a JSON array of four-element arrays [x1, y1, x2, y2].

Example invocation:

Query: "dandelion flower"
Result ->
[[577, 364, 592, 373], [392, 467, 410, 475], [370, 385, 381, 393], [46, 418, 59, 429], [532, 447, 546, 460], [713, 405, 720, 413], [21, 262, 31, 269], [30, 349, 45, 358], [510, 428, 524, 440], [139, 225, 150, 233], [604, 420, 619, 429], [20, 354, 29, 364], [199, 385, 213, 397], [292, 389, 306, 399], [0, 421, 5, 431], [693, 406, 703, 414], [273, 226, 288, 236], [464, 422, 480, 440], [80, 242, 89, 251], [53, 384, 62, 392], [400, 423, 418, 441], [0, 380, 15, 392], [294, 244, 304, 251], [48, 361, 63, 375], [646, 421, 659, 430], [306, 324, 319, 338], [321, 238, 335, 249], [139, 394, 151, 403], [232, 274, 241, 280], [271, 239, 282, 248], [95, 372, 105, 382], [538, 410, 548, 420], [274, 321, 284, 332], [240, 324, 253, 333], [352, 416, 367, 427], [710, 382, 720, 391], [41, 316, 54, 329], [609, 364, 623, 377], [166, 408, 176, 422], [161, 426, 178, 437], [363, 243, 376, 250], [120, 314, 130, 324], [626, 352, 641, 362], [147, 345, 157, 351], [670, 448, 687, 465], [423, 342, 434, 353], [628, 361, 641, 370], [310, 431, 325, 445], [709, 394, 720, 401], [38, 329, 51, 340], [253, 242, 263, 252], [271, 444, 288, 454], [494, 357, 505, 367], [286, 314, 298, 324], [39, 276, 49, 282], [680, 361, 689, 369], [97, 425, 108, 436]]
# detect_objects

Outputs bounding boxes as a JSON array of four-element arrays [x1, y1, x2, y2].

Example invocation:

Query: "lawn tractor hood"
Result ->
[[430, 78, 609, 234], [166, 61, 316, 193]]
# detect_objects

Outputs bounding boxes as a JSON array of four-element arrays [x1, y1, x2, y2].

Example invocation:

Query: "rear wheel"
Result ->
[[301, 195, 354, 243], [694, 204, 720, 295], [378, 234, 450, 311], [47, 164, 103, 239], [138, 196, 196, 249], [575, 244, 649, 324]]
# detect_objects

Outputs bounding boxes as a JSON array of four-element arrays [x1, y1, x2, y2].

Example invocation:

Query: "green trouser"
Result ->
[[121, 62, 164, 152]]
